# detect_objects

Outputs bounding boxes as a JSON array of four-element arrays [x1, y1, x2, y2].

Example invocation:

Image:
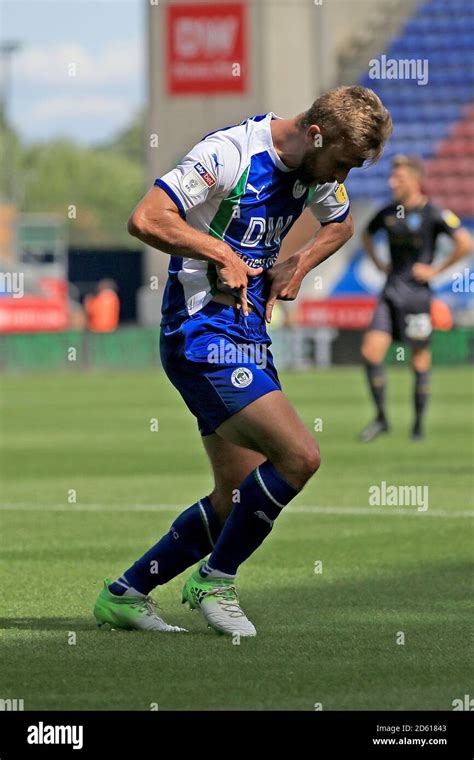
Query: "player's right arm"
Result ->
[[129, 185, 231, 264], [129, 188, 261, 315], [362, 210, 391, 274], [127, 138, 262, 314]]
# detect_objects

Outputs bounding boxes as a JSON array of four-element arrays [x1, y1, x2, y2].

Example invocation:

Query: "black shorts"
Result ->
[[368, 282, 432, 348]]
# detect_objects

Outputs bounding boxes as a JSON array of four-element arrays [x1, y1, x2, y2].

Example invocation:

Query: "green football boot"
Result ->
[[94, 579, 187, 632], [182, 561, 256, 637]]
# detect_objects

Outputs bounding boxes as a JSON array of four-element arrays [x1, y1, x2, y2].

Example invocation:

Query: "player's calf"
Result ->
[[198, 453, 313, 586], [182, 456, 313, 635], [105, 496, 222, 599], [181, 392, 321, 634], [411, 348, 431, 440]]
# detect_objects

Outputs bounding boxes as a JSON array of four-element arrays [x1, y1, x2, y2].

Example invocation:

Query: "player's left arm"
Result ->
[[413, 210, 473, 282], [265, 182, 353, 323]]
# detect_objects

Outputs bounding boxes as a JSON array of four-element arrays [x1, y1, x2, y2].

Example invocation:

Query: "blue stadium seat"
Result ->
[[352, 0, 473, 212]]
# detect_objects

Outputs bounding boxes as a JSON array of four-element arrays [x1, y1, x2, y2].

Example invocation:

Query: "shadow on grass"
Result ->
[[0, 617, 96, 631], [0, 562, 470, 710], [1, 559, 471, 634]]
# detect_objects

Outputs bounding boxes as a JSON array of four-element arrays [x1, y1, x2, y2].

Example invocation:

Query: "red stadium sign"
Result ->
[[166, 3, 247, 95], [299, 297, 377, 329], [0, 296, 68, 333]]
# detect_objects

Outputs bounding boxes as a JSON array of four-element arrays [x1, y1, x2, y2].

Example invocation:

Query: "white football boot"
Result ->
[[182, 561, 256, 637]]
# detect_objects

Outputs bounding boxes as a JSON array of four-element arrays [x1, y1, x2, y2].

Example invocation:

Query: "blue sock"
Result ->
[[108, 497, 221, 595], [201, 461, 299, 578]]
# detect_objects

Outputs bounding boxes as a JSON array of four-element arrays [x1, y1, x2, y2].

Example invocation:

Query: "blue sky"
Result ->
[[0, 0, 145, 144]]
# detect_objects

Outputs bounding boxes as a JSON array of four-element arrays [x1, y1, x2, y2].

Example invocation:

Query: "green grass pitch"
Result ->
[[1, 366, 472, 710]]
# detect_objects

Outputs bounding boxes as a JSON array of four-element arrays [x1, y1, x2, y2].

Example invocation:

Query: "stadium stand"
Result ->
[[347, 0, 474, 222]]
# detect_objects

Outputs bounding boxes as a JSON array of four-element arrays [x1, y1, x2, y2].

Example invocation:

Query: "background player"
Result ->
[[360, 155, 472, 442], [94, 86, 392, 636]]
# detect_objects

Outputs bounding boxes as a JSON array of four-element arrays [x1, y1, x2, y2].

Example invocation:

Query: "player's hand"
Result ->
[[412, 263, 438, 282], [265, 254, 305, 323], [216, 254, 263, 316]]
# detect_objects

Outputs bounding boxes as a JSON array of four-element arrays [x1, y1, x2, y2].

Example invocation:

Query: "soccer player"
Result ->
[[359, 155, 472, 442], [94, 86, 392, 636]]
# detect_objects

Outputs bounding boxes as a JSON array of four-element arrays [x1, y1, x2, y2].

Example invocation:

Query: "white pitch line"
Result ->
[[0, 503, 473, 518], [289, 506, 474, 518]]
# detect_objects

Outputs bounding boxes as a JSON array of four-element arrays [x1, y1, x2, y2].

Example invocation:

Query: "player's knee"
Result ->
[[286, 441, 321, 487], [411, 351, 431, 373], [361, 339, 371, 363], [361, 342, 377, 365], [303, 441, 321, 479]]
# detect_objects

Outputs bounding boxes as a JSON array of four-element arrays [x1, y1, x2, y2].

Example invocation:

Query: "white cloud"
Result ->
[[13, 39, 141, 89], [17, 93, 136, 143], [29, 94, 132, 122], [8, 38, 143, 142]]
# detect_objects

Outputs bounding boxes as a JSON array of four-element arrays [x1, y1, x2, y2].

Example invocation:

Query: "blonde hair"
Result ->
[[298, 86, 393, 164]]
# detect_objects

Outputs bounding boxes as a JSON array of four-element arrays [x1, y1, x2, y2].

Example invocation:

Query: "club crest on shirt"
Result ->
[[231, 367, 253, 388], [293, 179, 306, 199], [406, 212, 422, 231]]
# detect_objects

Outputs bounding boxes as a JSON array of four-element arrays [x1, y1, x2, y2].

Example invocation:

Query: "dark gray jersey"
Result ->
[[366, 201, 460, 291]]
